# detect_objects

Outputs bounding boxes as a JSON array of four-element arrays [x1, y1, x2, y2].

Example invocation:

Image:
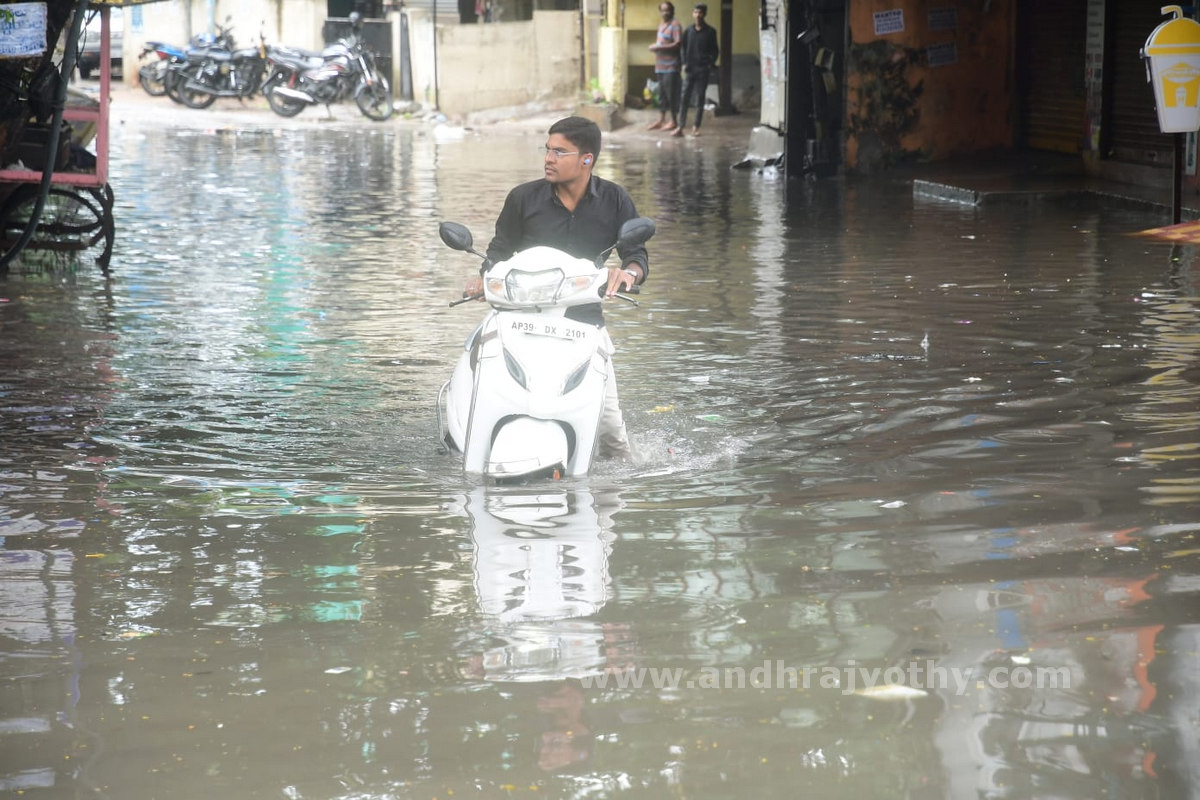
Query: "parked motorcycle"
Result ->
[[165, 21, 270, 109], [137, 40, 187, 96], [436, 217, 654, 481], [264, 14, 393, 121], [140, 31, 230, 99], [162, 29, 233, 105]]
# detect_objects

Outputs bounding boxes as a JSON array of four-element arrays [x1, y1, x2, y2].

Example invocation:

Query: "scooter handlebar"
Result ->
[[598, 284, 639, 297], [449, 287, 637, 308]]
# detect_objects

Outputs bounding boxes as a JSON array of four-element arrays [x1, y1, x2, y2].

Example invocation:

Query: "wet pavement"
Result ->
[[2, 87, 1199, 799]]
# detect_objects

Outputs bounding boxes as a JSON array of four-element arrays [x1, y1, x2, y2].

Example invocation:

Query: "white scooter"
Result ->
[[437, 217, 655, 481]]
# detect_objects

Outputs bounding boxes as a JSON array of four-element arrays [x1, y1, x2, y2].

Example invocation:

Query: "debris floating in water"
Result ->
[[855, 684, 928, 700]]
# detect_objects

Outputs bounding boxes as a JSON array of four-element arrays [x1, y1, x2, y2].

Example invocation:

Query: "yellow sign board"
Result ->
[[1144, 5, 1200, 132]]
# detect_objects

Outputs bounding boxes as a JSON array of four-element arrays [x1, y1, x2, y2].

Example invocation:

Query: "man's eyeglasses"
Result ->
[[541, 146, 582, 160]]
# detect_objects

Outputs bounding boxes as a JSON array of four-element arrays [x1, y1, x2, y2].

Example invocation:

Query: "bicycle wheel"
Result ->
[[0, 184, 115, 272]]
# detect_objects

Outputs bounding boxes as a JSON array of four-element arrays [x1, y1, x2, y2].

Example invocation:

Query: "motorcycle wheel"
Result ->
[[355, 78, 394, 121], [178, 80, 218, 110], [265, 85, 307, 117], [164, 68, 186, 104], [139, 61, 168, 96]]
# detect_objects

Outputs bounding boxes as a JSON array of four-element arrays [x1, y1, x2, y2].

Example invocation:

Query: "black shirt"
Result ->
[[681, 22, 719, 71], [486, 176, 649, 326]]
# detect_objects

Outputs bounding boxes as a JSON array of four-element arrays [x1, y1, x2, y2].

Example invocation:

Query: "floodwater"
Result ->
[[2, 112, 1199, 800]]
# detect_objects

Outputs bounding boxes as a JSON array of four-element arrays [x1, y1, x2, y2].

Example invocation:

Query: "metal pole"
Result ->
[[1174, 132, 1183, 224], [580, 1, 589, 94], [433, 0, 440, 109], [717, 0, 735, 114]]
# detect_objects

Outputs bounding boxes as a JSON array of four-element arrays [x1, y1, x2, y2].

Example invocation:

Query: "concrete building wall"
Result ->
[[126, 2, 579, 116], [415, 10, 580, 116], [406, 11, 439, 110], [845, 0, 1016, 171]]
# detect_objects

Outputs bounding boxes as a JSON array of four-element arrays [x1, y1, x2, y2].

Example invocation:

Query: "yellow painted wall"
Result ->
[[846, 0, 1015, 170]]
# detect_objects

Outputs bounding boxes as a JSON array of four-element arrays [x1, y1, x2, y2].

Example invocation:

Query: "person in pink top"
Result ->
[[646, 1, 683, 133]]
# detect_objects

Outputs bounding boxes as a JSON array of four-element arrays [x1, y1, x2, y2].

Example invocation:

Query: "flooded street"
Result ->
[[2, 111, 1199, 799]]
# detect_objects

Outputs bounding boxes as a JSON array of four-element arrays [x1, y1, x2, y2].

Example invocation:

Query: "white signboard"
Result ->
[[874, 9, 905, 36], [0, 3, 48, 58]]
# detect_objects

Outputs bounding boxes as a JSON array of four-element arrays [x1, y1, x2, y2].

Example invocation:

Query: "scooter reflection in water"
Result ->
[[456, 486, 638, 772]]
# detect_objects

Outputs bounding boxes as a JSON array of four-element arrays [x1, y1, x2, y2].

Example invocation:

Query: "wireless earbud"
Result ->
[[583, 156, 592, 165]]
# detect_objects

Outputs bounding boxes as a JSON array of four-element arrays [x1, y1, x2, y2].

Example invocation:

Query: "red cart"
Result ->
[[1, 3, 120, 271]]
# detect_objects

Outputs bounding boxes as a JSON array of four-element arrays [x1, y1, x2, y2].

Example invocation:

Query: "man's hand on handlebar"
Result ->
[[605, 265, 637, 298], [463, 276, 484, 301]]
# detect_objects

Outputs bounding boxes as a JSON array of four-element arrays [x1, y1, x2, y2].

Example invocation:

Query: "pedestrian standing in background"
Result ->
[[674, 2, 720, 137], [647, 2, 683, 133]]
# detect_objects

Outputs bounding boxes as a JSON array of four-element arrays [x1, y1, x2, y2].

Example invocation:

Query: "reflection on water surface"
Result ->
[[0, 119, 1197, 799]]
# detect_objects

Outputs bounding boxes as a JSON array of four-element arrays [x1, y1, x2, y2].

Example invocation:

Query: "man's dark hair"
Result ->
[[548, 117, 602, 162], [694, 3, 707, 13], [660, 1, 675, 12]]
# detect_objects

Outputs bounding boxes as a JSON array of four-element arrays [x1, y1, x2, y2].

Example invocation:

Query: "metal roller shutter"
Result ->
[[1106, 0, 1172, 165], [1018, 0, 1088, 153]]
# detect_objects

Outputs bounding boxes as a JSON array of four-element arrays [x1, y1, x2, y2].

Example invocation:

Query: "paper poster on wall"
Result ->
[[928, 7, 957, 31], [927, 41, 957, 67], [0, 2, 48, 58], [873, 9, 904, 36]]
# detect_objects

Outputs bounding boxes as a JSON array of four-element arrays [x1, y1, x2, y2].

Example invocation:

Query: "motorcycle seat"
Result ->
[[187, 46, 230, 60], [270, 53, 324, 71], [275, 44, 324, 60]]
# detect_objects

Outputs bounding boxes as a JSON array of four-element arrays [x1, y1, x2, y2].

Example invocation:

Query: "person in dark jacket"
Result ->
[[674, 3, 720, 137]]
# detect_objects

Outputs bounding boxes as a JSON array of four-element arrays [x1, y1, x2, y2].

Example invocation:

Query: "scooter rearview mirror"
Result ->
[[617, 217, 656, 248], [439, 222, 476, 253]]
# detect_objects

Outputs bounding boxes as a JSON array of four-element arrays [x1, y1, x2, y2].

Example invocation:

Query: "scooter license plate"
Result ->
[[508, 317, 593, 342]]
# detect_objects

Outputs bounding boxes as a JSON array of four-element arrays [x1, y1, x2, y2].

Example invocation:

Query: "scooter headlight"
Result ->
[[504, 268, 565, 304]]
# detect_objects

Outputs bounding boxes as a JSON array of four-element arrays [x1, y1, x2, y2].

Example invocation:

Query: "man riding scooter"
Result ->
[[463, 116, 649, 460]]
